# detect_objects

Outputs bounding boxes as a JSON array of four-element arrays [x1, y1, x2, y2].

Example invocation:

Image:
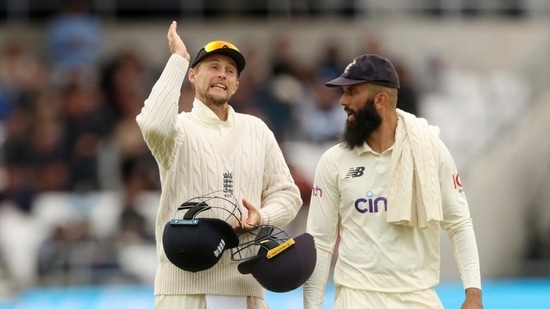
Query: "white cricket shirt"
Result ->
[[306, 139, 481, 295]]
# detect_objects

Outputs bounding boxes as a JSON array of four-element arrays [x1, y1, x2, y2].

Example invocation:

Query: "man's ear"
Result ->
[[232, 80, 239, 95], [375, 92, 389, 106], [188, 67, 196, 83]]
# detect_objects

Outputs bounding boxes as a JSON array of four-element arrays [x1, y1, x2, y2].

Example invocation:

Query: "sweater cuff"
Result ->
[[157, 54, 190, 88], [259, 209, 270, 225]]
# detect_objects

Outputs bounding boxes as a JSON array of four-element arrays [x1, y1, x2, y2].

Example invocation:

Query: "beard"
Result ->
[[340, 96, 382, 149], [202, 90, 232, 106]]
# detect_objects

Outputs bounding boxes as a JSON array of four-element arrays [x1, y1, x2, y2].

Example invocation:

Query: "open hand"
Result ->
[[233, 198, 262, 234], [167, 21, 190, 61]]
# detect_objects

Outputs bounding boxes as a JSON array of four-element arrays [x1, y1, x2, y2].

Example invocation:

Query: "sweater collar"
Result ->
[[190, 98, 235, 127]]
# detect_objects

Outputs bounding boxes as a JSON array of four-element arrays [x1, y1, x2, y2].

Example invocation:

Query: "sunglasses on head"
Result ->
[[204, 40, 240, 53]]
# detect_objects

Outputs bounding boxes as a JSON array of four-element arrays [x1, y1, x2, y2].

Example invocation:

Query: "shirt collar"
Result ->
[[354, 142, 393, 155], [355, 142, 375, 155]]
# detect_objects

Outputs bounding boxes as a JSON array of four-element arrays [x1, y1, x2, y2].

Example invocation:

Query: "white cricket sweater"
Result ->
[[136, 54, 302, 298]]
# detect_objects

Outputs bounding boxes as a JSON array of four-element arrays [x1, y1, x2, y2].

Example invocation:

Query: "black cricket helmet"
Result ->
[[231, 225, 317, 292], [162, 192, 242, 272]]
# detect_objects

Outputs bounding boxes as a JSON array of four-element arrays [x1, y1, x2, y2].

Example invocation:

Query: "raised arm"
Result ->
[[136, 21, 191, 168]]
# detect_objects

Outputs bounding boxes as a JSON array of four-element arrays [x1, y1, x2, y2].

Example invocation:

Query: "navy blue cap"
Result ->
[[326, 54, 400, 89]]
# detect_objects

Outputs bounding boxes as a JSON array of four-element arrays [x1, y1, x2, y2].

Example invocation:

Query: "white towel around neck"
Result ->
[[386, 109, 443, 228]]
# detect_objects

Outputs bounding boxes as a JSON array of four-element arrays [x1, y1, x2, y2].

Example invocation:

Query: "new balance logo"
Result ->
[[345, 167, 365, 178]]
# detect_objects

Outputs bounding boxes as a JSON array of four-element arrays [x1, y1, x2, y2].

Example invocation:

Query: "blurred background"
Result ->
[[0, 0, 550, 308]]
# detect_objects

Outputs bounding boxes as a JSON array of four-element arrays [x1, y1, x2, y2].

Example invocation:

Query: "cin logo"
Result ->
[[354, 191, 387, 213]]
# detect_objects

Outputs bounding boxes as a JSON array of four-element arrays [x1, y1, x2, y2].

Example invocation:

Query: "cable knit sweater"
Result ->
[[136, 54, 302, 298], [386, 109, 444, 228]]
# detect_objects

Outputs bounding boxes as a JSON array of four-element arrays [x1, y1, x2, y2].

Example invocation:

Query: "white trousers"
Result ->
[[155, 294, 269, 309], [333, 285, 445, 309]]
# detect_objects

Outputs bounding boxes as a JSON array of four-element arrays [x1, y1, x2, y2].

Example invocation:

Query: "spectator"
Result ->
[[295, 68, 346, 142], [61, 82, 109, 192], [1, 106, 35, 212], [29, 116, 70, 192], [44, 0, 103, 87], [394, 60, 420, 116], [0, 39, 43, 120], [36, 220, 106, 286], [99, 48, 156, 131], [255, 34, 302, 141], [116, 129, 157, 245]]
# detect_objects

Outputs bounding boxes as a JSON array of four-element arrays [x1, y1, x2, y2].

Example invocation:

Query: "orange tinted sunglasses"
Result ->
[[204, 40, 240, 52]]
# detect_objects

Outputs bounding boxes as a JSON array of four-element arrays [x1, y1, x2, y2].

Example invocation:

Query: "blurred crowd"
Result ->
[[0, 0, 542, 298], [0, 0, 424, 293]]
